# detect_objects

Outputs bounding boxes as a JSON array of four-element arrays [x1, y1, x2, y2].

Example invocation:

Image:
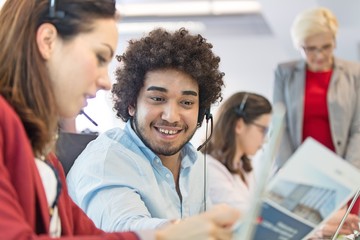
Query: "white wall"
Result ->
[[2, 0, 358, 147], [78, 0, 360, 147]]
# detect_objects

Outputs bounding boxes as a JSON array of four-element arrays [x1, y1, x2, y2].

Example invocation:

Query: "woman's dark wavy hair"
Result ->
[[0, 0, 116, 157], [112, 27, 225, 125], [202, 92, 272, 181]]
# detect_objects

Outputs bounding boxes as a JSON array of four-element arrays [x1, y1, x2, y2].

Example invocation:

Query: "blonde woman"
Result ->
[[273, 7, 360, 238]]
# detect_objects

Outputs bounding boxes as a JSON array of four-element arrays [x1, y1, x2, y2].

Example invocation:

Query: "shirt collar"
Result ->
[[124, 120, 198, 167]]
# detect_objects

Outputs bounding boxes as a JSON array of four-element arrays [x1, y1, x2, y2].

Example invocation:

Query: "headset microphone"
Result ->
[[197, 109, 213, 212], [79, 110, 98, 127]]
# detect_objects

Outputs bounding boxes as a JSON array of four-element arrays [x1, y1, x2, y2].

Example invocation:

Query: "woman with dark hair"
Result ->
[[202, 92, 272, 213], [0, 0, 239, 239]]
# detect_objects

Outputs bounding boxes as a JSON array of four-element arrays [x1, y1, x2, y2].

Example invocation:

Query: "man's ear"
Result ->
[[36, 23, 58, 60], [128, 105, 136, 116]]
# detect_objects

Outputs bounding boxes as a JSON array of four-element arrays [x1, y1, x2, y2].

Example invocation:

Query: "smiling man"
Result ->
[[66, 28, 225, 231]]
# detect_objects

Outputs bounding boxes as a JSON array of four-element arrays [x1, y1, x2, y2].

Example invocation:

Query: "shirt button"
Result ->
[[165, 173, 171, 178], [156, 159, 160, 164]]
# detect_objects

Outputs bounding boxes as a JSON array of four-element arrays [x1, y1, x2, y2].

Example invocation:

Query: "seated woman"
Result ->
[[202, 92, 272, 213]]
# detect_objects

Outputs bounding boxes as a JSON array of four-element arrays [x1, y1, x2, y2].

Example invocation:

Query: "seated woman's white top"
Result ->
[[35, 158, 61, 237], [207, 154, 255, 213]]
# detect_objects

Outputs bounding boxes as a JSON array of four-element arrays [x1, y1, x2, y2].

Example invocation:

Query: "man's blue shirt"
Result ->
[[67, 121, 208, 231]]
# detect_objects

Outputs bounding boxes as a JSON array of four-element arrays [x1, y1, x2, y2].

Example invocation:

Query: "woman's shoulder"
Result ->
[[206, 155, 255, 179], [334, 57, 360, 73], [206, 154, 223, 166], [206, 155, 233, 175], [276, 59, 305, 72], [0, 95, 23, 127], [0, 95, 13, 113]]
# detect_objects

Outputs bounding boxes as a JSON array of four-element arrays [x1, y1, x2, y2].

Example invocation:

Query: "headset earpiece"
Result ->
[[204, 108, 212, 121], [235, 93, 249, 118], [198, 107, 211, 126]]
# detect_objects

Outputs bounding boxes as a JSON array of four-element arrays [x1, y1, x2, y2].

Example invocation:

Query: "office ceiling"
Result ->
[[115, 0, 360, 60], [116, 0, 271, 36]]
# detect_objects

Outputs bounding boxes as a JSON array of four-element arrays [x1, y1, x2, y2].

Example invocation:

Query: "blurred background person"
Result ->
[[272, 7, 360, 237], [202, 92, 272, 214], [273, 6, 360, 174]]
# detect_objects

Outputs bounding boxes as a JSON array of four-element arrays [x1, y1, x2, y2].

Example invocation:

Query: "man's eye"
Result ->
[[150, 97, 164, 102], [181, 100, 194, 107]]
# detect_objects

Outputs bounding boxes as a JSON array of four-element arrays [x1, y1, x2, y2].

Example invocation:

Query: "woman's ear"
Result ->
[[235, 118, 245, 135], [36, 23, 58, 60]]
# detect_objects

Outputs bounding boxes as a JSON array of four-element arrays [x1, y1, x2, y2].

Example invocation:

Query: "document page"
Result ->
[[235, 138, 360, 240]]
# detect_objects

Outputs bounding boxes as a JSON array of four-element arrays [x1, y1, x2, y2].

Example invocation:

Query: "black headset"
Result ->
[[234, 93, 249, 118], [197, 107, 212, 126], [197, 107, 213, 151]]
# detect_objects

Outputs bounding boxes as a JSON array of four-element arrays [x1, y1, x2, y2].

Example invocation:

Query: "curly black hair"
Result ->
[[112, 27, 225, 125]]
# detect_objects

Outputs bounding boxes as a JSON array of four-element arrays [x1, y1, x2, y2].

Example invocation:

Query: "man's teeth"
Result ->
[[159, 128, 178, 135]]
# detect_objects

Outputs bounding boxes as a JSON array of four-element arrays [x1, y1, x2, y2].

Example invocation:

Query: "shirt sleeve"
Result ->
[[344, 63, 360, 169], [272, 64, 296, 172], [66, 141, 170, 232], [85, 185, 170, 231]]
